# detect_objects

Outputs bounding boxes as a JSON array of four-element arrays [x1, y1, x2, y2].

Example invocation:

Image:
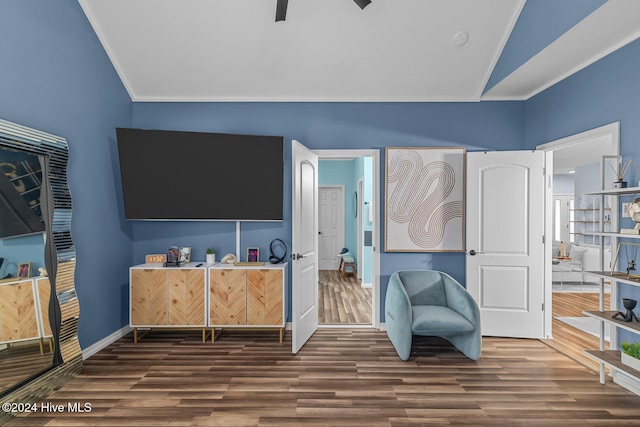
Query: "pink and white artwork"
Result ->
[[385, 147, 465, 252]]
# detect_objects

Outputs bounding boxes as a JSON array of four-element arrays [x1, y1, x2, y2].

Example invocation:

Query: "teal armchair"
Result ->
[[385, 270, 481, 361]]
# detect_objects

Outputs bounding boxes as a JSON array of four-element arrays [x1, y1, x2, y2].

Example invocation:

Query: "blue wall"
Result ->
[[525, 38, 640, 346], [131, 102, 525, 322], [0, 233, 45, 278], [0, 1, 133, 348], [14, 1, 636, 347]]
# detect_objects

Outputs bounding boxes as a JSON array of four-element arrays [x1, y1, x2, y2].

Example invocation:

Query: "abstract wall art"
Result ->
[[385, 147, 465, 252]]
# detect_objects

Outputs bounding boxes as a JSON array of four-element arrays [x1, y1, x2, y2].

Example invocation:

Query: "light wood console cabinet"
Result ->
[[0, 277, 52, 354], [130, 263, 207, 342], [209, 263, 287, 342]]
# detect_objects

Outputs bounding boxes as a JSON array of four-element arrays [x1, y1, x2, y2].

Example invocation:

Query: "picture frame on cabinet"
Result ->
[[167, 246, 179, 263], [18, 262, 30, 278], [246, 247, 259, 263], [178, 246, 192, 264]]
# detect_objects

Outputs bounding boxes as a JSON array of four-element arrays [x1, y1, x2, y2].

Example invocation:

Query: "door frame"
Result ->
[[357, 178, 363, 281], [314, 149, 381, 329], [537, 122, 620, 339], [318, 185, 345, 271]]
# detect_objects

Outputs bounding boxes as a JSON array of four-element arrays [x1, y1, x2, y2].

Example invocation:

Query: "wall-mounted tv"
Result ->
[[116, 128, 284, 221]]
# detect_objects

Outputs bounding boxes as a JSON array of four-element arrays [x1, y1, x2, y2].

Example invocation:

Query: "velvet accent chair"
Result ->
[[385, 270, 482, 361]]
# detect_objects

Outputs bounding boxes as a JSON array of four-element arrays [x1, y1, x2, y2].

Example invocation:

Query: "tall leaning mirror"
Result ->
[[0, 119, 81, 423]]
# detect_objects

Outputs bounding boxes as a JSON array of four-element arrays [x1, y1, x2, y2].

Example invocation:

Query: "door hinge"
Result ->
[[542, 235, 545, 244], [542, 303, 544, 311]]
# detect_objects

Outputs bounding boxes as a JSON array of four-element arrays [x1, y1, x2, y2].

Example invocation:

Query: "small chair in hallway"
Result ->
[[338, 252, 357, 279], [385, 270, 481, 361]]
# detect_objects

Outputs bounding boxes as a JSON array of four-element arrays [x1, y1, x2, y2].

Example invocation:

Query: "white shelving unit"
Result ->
[[583, 186, 640, 391], [569, 194, 611, 245]]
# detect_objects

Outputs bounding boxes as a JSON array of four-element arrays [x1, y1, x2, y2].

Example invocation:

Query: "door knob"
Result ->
[[469, 250, 477, 256]]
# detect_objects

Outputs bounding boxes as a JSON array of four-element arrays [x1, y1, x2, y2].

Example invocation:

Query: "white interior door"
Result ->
[[466, 150, 546, 338], [291, 140, 319, 353], [318, 186, 344, 270]]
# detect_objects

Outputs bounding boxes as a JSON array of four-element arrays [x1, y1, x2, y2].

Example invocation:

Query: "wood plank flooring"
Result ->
[[542, 290, 611, 372], [0, 344, 52, 394], [318, 270, 372, 325], [6, 328, 640, 426]]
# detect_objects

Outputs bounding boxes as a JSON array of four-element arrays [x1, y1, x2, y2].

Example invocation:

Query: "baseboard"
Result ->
[[614, 370, 640, 396], [82, 325, 133, 360], [361, 282, 372, 289], [379, 322, 386, 331]]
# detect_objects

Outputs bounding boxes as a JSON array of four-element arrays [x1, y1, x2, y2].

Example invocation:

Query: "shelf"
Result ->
[[582, 231, 640, 239], [570, 220, 610, 224], [570, 208, 611, 211], [585, 271, 640, 287], [584, 350, 640, 383], [583, 310, 640, 334], [585, 186, 640, 196]]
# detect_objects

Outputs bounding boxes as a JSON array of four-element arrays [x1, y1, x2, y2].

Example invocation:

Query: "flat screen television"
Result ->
[[116, 128, 284, 221]]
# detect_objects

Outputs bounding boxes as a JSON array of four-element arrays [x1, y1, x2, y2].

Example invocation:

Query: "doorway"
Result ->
[[538, 122, 619, 369], [315, 150, 379, 328]]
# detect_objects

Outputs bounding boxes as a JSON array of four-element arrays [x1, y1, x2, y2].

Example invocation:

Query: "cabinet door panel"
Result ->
[[247, 270, 283, 326], [210, 269, 246, 325], [168, 269, 205, 326], [0, 281, 39, 341], [131, 269, 168, 325]]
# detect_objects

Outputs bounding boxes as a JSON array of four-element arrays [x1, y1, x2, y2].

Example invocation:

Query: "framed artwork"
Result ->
[[18, 262, 31, 278], [179, 247, 192, 264], [385, 147, 465, 252], [246, 247, 260, 263]]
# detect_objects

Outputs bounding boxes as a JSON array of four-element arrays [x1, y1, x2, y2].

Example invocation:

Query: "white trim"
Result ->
[[318, 324, 375, 330], [357, 178, 364, 280], [361, 282, 372, 289], [314, 149, 381, 329], [77, 1, 136, 101], [537, 122, 620, 152], [82, 325, 133, 360], [537, 122, 620, 341], [478, 0, 526, 97], [128, 95, 484, 103], [614, 370, 640, 396]]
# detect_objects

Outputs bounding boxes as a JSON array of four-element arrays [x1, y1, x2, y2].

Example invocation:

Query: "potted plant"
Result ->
[[206, 248, 216, 264], [620, 341, 640, 371]]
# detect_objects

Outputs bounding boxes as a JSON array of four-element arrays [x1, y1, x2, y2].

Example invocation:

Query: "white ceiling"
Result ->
[[78, 0, 640, 103]]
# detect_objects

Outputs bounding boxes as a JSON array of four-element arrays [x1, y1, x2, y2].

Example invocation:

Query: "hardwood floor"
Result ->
[[542, 290, 611, 372], [0, 344, 52, 394], [5, 328, 640, 426], [318, 270, 372, 325]]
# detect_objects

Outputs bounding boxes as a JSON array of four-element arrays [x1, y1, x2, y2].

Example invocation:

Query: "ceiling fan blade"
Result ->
[[275, 0, 288, 21], [353, 0, 371, 9]]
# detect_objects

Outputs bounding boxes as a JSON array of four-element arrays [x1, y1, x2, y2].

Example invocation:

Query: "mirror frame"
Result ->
[[0, 119, 81, 422]]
